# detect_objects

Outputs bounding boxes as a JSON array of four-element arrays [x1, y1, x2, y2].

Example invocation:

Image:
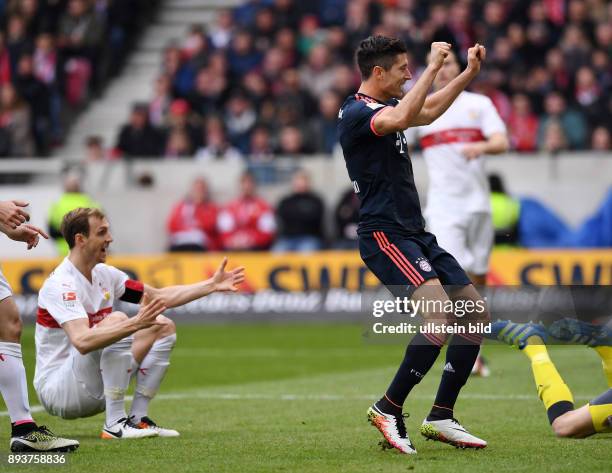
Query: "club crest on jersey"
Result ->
[[416, 257, 432, 272]]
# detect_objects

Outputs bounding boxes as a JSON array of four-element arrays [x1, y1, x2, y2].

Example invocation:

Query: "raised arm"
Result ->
[[0, 222, 49, 249], [62, 298, 166, 354], [409, 44, 486, 127], [372, 42, 449, 135], [143, 257, 245, 309], [0, 200, 30, 229]]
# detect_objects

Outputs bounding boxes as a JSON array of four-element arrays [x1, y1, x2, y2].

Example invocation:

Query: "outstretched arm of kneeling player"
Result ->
[[142, 257, 245, 309]]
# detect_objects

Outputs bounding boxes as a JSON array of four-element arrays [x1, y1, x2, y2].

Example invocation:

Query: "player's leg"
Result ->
[[129, 315, 178, 437], [0, 293, 80, 452], [419, 240, 488, 448], [93, 312, 158, 439], [548, 317, 612, 387], [487, 321, 581, 435], [363, 231, 449, 454]]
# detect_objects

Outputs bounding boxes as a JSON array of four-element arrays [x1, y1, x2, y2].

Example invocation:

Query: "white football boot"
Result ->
[[136, 416, 180, 437], [420, 417, 487, 449], [367, 405, 417, 454], [101, 417, 158, 439]]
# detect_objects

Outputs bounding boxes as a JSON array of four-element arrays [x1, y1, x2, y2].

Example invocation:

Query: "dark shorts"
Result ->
[[359, 230, 471, 294]]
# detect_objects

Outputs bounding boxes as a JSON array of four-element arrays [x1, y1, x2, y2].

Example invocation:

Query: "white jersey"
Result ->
[[405, 91, 506, 215], [34, 258, 143, 391]]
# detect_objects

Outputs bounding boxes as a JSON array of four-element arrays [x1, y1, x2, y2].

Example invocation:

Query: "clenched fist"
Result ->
[[467, 43, 486, 74], [428, 42, 451, 69]]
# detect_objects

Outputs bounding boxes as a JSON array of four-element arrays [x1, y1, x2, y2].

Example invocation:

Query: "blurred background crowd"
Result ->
[[106, 0, 611, 161], [0, 0, 159, 157]]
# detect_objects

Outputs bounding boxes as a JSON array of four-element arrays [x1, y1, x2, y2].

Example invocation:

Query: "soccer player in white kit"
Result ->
[[405, 51, 509, 286], [0, 200, 79, 452], [34, 207, 245, 439]]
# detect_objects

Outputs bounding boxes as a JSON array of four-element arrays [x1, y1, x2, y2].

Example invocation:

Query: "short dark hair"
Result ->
[[356, 35, 408, 79], [61, 207, 106, 249]]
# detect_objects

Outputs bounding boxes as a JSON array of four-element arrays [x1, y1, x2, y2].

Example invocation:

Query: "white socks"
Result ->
[[0, 342, 33, 424], [101, 337, 133, 426], [130, 334, 176, 421]]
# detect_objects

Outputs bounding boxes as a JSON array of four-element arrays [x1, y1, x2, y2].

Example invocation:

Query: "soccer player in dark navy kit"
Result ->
[[338, 36, 491, 454]]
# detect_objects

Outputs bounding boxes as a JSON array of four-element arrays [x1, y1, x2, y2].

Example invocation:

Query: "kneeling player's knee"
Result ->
[[155, 315, 176, 339], [0, 304, 22, 342]]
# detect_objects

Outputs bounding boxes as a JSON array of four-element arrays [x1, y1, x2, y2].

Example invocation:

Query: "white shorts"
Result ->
[[37, 347, 106, 420], [426, 211, 493, 276], [0, 268, 12, 301]]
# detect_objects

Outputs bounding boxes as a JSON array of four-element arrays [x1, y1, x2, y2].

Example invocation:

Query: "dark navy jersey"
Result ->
[[337, 93, 425, 235]]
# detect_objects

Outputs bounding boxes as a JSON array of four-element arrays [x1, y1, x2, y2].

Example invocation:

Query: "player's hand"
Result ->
[[466, 43, 486, 74], [5, 223, 49, 249], [0, 200, 30, 229], [134, 297, 167, 329], [462, 142, 487, 160], [428, 42, 451, 69], [212, 257, 245, 292]]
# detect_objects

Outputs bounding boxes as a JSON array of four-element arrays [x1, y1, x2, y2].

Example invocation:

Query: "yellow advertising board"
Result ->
[[1, 249, 611, 295]]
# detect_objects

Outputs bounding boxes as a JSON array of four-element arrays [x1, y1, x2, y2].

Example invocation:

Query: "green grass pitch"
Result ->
[[1, 323, 610, 472]]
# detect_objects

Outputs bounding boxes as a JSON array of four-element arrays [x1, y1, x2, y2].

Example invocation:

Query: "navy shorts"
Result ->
[[359, 230, 471, 294]]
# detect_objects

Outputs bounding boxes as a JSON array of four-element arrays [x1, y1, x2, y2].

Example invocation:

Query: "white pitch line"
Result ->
[[0, 392, 595, 417]]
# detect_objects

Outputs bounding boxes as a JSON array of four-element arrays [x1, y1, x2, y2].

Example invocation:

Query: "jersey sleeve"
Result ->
[[343, 101, 389, 139], [39, 280, 88, 326], [106, 265, 144, 304], [481, 97, 507, 138]]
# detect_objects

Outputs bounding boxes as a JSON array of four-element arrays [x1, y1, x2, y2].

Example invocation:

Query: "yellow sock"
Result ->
[[587, 388, 612, 433], [593, 346, 612, 388], [522, 340, 574, 411]]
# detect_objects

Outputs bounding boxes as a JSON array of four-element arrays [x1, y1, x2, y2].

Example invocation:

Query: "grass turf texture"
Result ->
[[1, 323, 610, 473]]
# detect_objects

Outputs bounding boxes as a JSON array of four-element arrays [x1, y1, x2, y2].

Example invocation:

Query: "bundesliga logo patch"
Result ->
[[62, 291, 77, 307], [416, 257, 432, 272]]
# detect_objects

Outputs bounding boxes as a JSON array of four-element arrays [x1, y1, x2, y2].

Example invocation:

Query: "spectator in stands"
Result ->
[[334, 188, 360, 250], [84, 135, 105, 161], [276, 126, 312, 156], [541, 120, 569, 154], [224, 91, 256, 153], [248, 125, 274, 162], [217, 171, 275, 251], [508, 93, 539, 152], [48, 170, 99, 256], [210, 8, 234, 50], [165, 98, 202, 152], [310, 90, 340, 154], [195, 116, 242, 162], [115, 103, 163, 158], [299, 43, 335, 97], [0, 82, 34, 156], [274, 169, 324, 252], [591, 127, 610, 151], [166, 176, 220, 252], [58, 0, 104, 91], [14, 53, 50, 155], [0, 33, 11, 85], [538, 91, 587, 150], [33, 32, 61, 142], [148, 74, 173, 128], [164, 128, 192, 159], [188, 66, 228, 117], [6, 14, 32, 74], [227, 30, 262, 78]]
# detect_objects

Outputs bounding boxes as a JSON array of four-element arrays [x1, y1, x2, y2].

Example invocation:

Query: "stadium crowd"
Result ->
[[99, 0, 612, 162], [0, 0, 159, 157]]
